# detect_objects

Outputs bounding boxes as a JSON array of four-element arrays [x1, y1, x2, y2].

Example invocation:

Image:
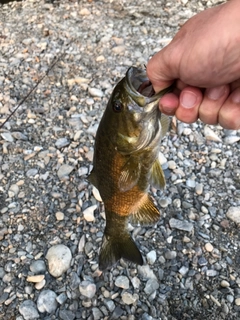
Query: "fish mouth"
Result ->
[[125, 67, 169, 109]]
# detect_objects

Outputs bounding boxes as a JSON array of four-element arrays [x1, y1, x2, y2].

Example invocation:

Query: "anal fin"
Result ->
[[131, 195, 160, 225]]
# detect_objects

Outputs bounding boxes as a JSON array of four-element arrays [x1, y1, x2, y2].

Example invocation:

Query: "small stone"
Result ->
[[198, 257, 208, 266], [204, 126, 222, 142], [179, 266, 189, 276], [26, 168, 38, 177], [158, 152, 167, 165], [78, 166, 88, 176], [227, 295, 234, 303], [37, 289, 58, 313], [30, 260, 46, 273], [206, 270, 218, 277], [195, 183, 203, 195], [35, 279, 46, 290], [226, 206, 240, 224], [168, 160, 176, 170], [83, 205, 97, 222], [144, 279, 159, 295], [88, 87, 103, 97], [224, 136, 240, 144], [59, 309, 76, 320], [56, 293, 68, 305], [79, 280, 96, 298], [146, 250, 157, 265], [205, 243, 214, 252], [165, 250, 177, 260], [186, 179, 196, 188], [55, 137, 70, 148], [46, 244, 72, 277], [112, 45, 126, 54], [27, 275, 45, 283], [57, 164, 74, 179], [169, 218, 193, 232], [19, 300, 39, 320], [92, 186, 102, 202], [104, 299, 115, 312], [121, 292, 138, 305], [55, 211, 64, 221], [137, 265, 157, 280], [220, 280, 230, 288], [1, 132, 14, 142], [12, 131, 28, 140], [115, 276, 129, 289], [92, 307, 103, 320], [131, 276, 141, 289], [80, 8, 91, 15]]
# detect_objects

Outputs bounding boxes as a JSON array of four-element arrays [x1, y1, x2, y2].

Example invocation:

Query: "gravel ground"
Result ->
[[0, 0, 240, 319]]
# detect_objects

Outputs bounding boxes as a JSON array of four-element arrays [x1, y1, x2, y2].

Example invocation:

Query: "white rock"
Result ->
[[57, 164, 74, 179], [27, 275, 45, 283], [46, 244, 72, 277], [158, 152, 167, 165], [79, 8, 91, 15], [92, 186, 102, 202], [204, 126, 222, 142], [205, 243, 214, 252], [137, 265, 157, 280], [55, 211, 64, 221], [1, 132, 14, 142], [226, 206, 240, 224], [83, 205, 97, 222], [224, 136, 240, 144], [115, 276, 129, 289], [79, 280, 96, 298], [146, 250, 157, 265], [19, 300, 39, 320], [88, 87, 103, 98], [121, 292, 138, 305], [37, 289, 58, 313]]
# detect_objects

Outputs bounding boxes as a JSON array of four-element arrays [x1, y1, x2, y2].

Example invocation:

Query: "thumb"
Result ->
[[146, 47, 175, 93]]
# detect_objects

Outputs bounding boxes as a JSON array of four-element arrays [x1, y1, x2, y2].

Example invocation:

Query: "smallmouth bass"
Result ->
[[89, 67, 171, 270]]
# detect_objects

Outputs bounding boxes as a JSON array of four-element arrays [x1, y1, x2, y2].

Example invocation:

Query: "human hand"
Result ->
[[147, 0, 240, 130]]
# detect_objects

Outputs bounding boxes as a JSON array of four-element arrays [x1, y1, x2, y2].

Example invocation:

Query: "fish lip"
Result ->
[[125, 67, 169, 108]]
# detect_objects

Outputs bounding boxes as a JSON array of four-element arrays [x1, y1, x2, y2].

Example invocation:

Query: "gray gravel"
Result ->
[[0, 0, 240, 319]]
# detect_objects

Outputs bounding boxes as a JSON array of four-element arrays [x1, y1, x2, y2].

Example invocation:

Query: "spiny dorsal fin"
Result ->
[[149, 158, 166, 190], [130, 195, 160, 225], [118, 156, 141, 192]]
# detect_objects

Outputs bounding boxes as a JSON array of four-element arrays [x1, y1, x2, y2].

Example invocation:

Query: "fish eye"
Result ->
[[112, 100, 123, 113]]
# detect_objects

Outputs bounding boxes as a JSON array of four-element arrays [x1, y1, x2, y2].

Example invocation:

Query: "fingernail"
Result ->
[[180, 91, 197, 108], [206, 85, 226, 100], [231, 89, 240, 103]]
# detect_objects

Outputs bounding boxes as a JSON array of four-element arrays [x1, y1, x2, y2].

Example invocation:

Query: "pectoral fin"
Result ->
[[130, 195, 160, 225], [160, 114, 170, 138], [118, 156, 141, 192], [149, 158, 166, 190]]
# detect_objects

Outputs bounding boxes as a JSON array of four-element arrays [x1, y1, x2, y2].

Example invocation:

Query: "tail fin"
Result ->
[[99, 233, 143, 271]]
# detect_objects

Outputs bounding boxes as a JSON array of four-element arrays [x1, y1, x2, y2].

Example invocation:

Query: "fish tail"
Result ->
[[99, 220, 143, 270]]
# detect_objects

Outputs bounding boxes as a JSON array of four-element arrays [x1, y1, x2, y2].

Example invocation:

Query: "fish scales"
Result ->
[[89, 67, 172, 270]]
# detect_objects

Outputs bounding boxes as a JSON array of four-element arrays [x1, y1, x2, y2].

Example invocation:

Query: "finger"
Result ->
[[175, 87, 203, 123], [159, 93, 179, 115], [147, 48, 176, 92], [198, 85, 230, 125], [218, 87, 240, 129]]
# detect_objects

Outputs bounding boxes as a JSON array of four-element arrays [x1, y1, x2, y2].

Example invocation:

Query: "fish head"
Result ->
[[103, 67, 171, 153]]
